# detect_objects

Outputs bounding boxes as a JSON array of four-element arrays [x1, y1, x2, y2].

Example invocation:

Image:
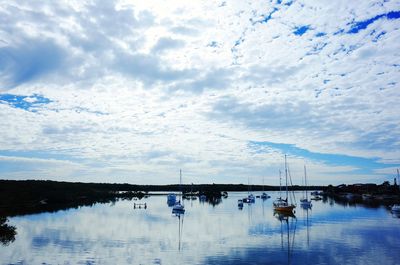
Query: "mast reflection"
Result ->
[[174, 213, 184, 252], [274, 211, 297, 265]]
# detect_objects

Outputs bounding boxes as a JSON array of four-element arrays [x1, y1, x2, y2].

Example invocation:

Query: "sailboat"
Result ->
[[260, 176, 270, 199], [273, 155, 296, 213], [172, 169, 185, 214], [243, 177, 255, 203], [300, 165, 312, 208]]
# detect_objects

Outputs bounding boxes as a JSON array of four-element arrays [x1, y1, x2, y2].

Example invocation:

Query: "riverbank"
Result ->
[[0, 179, 324, 217], [322, 182, 400, 207], [2, 179, 399, 217]]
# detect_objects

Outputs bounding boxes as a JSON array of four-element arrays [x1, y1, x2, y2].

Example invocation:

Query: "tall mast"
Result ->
[[248, 177, 250, 195], [262, 176, 265, 192], [279, 170, 282, 198], [179, 169, 182, 202], [304, 165, 308, 200], [285, 155, 288, 200], [397, 169, 399, 191]]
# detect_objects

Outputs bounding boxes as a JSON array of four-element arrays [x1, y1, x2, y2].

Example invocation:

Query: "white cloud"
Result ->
[[0, 0, 399, 184]]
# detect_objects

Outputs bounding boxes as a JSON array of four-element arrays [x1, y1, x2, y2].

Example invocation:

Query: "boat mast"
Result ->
[[262, 176, 264, 192], [285, 155, 288, 201], [248, 177, 250, 195], [180, 169, 183, 204], [279, 170, 282, 198], [304, 165, 308, 200]]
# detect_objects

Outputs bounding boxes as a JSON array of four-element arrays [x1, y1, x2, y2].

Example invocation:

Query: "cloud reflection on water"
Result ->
[[1, 192, 399, 264]]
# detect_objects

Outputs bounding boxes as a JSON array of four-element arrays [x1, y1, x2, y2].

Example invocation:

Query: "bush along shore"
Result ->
[[0, 180, 146, 218], [2, 179, 399, 217], [322, 181, 400, 207], [0, 180, 325, 217]]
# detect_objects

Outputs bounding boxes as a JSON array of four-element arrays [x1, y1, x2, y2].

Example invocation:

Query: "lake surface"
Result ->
[[1, 191, 400, 265]]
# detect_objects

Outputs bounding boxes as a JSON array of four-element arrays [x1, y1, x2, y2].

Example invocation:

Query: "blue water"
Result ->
[[1, 191, 399, 265]]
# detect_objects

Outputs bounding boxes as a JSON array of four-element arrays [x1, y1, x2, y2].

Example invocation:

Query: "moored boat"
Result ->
[[391, 204, 400, 213], [300, 165, 312, 209], [172, 170, 185, 215], [273, 155, 296, 213]]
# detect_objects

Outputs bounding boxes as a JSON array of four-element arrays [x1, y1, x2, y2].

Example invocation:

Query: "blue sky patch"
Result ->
[[250, 8, 278, 25], [248, 141, 400, 177], [293, 25, 310, 36], [348, 11, 400, 34], [0, 93, 51, 111]]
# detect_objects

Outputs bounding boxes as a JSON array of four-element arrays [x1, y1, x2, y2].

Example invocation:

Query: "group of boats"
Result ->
[[238, 155, 321, 215], [167, 160, 400, 219]]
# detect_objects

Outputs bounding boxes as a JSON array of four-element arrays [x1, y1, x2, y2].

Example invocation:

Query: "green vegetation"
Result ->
[[0, 180, 144, 217], [0, 179, 325, 217]]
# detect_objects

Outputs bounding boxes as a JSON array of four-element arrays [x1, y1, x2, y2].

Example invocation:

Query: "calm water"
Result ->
[[1, 191, 400, 265]]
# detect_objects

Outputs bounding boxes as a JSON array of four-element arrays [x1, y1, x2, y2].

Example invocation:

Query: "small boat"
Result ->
[[310, 191, 320, 196], [238, 199, 244, 208], [274, 197, 296, 212], [311, 195, 322, 201], [300, 165, 312, 208], [260, 177, 270, 199], [247, 194, 255, 203], [362, 194, 374, 200], [300, 199, 312, 208], [273, 155, 296, 213], [172, 170, 185, 215], [391, 204, 400, 213], [245, 178, 255, 203], [172, 200, 185, 214]]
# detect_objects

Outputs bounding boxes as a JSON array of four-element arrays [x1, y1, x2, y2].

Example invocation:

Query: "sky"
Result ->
[[0, 0, 399, 186]]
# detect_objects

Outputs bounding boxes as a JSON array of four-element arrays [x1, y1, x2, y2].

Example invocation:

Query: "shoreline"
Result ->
[[1, 179, 399, 218]]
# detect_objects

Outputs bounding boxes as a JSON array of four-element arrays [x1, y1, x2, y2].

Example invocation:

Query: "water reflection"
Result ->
[[301, 208, 311, 247], [0, 217, 16, 246], [174, 213, 184, 252], [1, 192, 400, 265], [391, 211, 400, 219], [274, 211, 297, 265]]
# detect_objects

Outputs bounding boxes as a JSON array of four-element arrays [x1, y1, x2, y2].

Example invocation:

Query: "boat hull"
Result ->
[[274, 205, 295, 212], [391, 205, 400, 213]]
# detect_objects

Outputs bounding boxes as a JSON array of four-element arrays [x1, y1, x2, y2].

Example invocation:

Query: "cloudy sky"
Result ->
[[0, 0, 399, 185]]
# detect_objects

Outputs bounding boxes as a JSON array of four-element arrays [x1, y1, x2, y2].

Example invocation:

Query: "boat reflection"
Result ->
[[174, 213, 185, 252], [167, 193, 177, 207], [301, 207, 311, 247], [391, 210, 400, 219], [274, 211, 297, 265]]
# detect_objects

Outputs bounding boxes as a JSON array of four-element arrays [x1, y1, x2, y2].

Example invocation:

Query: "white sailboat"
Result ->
[[273, 155, 296, 213], [172, 169, 185, 214], [300, 165, 312, 208], [261, 176, 269, 199], [391, 204, 400, 213]]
